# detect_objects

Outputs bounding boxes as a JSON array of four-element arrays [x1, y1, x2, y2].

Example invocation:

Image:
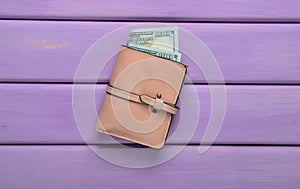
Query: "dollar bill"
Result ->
[[128, 27, 179, 53], [127, 27, 181, 62], [128, 44, 181, 62]]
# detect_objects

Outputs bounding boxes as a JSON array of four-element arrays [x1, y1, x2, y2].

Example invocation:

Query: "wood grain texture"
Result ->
[[0, 21, 300, 83], [0, 84, 299, 144], [0, 145, 299, 189], [0, 0, 299, 22]]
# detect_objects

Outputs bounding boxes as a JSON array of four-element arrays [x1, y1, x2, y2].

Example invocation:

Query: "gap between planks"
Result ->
[[1, 82, 300, 86], [1, 18, 300, 23]]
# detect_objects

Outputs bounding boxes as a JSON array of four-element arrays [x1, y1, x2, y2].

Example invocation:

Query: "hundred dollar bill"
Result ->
[[128, 44, 182, 62], [128, 27, 179, 53]]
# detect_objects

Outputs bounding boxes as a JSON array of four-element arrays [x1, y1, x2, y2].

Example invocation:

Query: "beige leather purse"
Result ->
[[96, 46, 187, 148]]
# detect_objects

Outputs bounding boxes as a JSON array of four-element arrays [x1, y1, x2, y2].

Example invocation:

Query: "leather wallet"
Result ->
[[96, 46, 187, 148]]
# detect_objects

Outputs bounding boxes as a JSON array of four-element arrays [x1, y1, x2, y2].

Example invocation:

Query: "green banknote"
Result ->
[[128, 44, 182, 62], [128, 27, 179, 52], [127, 27, 181, 62]]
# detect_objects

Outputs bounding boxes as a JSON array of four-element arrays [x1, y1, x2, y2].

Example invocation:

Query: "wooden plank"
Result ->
[[0, 0, 299, 22], [1, 84, 299, 144], [0, 145, 299, 188], [0, 21, 300, 83]]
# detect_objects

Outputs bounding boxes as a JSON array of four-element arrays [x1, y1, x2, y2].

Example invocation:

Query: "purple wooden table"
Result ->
[[0, 1, 300, 188]]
